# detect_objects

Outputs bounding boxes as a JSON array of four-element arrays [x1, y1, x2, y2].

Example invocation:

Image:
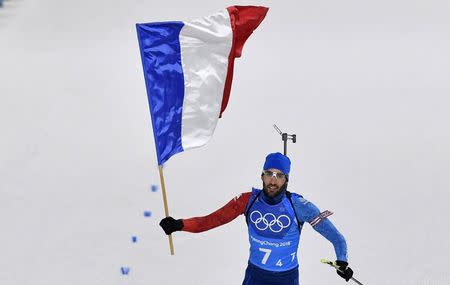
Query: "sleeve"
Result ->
[[182, 192, 252, 233], [294, 197, 348, 262]]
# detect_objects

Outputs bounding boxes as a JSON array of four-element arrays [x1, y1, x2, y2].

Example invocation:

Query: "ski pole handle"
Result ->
[[321, 258, 339, 268]]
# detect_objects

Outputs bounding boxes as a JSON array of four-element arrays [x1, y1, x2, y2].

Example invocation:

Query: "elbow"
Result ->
[[337, 234, 347, 248]]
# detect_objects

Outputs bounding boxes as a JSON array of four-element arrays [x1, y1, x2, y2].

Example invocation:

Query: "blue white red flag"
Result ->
[[136, 6, 268, 165]]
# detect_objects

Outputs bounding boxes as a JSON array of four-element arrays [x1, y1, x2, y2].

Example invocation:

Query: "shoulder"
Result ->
[[251, 187, 262, 196], [287, 191, 304, 200], [288, 192, 309, 206], [230, 192, 252, 207], [289, 193, 320, 221], [232, 192, 252, 201]]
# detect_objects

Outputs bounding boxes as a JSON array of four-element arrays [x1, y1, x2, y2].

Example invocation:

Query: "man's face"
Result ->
[[262, 168, 287, 197]]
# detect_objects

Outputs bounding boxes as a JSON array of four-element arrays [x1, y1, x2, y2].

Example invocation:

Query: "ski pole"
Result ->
[[320, 259, 364, 285]]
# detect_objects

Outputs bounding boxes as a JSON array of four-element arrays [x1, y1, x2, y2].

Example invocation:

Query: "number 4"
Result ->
[[276, 259, 283, 267]]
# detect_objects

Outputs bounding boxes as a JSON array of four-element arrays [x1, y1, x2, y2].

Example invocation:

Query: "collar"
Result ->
[[261, 185, 287, 205]]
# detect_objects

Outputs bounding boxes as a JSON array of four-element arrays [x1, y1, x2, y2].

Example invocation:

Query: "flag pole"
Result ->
[[158, 165, 175, 255]]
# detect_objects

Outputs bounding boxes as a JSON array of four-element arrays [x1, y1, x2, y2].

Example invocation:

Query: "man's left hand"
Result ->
[[335, 260, 353, 282]]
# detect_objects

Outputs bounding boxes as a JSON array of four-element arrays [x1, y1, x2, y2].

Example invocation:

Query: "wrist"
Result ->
[[335, 260, 348, 267]]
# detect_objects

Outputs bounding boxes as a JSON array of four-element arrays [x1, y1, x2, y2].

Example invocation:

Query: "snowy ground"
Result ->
[[1, 1, 450, 284]]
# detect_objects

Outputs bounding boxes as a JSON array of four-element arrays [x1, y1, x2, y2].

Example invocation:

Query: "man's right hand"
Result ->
[[159, 217, 184, 235]]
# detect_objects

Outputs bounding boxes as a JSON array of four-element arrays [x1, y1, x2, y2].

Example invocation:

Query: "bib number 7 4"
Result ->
[[258, 248, 296, 266]]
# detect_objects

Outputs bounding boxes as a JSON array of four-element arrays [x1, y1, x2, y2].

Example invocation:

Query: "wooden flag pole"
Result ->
[[158, 165, 175, 255]]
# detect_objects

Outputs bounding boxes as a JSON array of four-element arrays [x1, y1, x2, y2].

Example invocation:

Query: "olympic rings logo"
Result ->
[[249, 210, 291, 233]]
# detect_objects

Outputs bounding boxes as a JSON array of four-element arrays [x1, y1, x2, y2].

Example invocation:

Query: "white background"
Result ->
[[1, 0, 450, 284]]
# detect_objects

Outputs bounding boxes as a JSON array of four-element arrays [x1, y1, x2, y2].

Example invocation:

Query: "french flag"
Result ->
[[136, 6, 268, 165]]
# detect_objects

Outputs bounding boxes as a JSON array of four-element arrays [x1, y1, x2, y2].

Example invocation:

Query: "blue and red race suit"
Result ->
[[182, 188, 348, 281]]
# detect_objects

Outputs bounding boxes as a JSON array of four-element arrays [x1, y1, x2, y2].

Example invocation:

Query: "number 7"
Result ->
[[259, 248, 272, 264]]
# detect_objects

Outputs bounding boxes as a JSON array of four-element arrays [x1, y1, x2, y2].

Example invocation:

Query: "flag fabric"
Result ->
[[136, 6, 268, 165]]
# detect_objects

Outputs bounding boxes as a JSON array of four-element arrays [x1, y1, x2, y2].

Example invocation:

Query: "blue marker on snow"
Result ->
[[121, 267, 130, 275], [144, 211, 152, 217], [151, 185, 158, 192]]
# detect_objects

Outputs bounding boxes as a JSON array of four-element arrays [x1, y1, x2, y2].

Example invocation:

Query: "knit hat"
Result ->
[[263, 152, 291, 176]]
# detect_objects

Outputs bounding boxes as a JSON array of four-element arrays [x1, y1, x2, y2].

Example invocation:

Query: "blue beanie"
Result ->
[[263, 152, 291, 176]]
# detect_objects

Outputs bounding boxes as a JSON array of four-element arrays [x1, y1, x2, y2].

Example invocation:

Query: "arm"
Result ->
[[294, 197, 348, 261], [312, 218, 348, 262], [182, 192, 252, 233]]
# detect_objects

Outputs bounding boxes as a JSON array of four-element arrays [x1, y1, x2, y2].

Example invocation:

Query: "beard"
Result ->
[[262, 182, 288, 198]]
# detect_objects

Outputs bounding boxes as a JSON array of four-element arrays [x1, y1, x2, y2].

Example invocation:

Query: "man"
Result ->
[[160, 152, 353, 285]]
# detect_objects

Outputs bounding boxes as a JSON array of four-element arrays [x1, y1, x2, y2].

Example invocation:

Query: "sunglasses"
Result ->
[[262, 170, 286, 180]]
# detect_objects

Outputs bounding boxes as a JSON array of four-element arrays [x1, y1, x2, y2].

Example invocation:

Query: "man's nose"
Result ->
[[269, 175, 278, 181]]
